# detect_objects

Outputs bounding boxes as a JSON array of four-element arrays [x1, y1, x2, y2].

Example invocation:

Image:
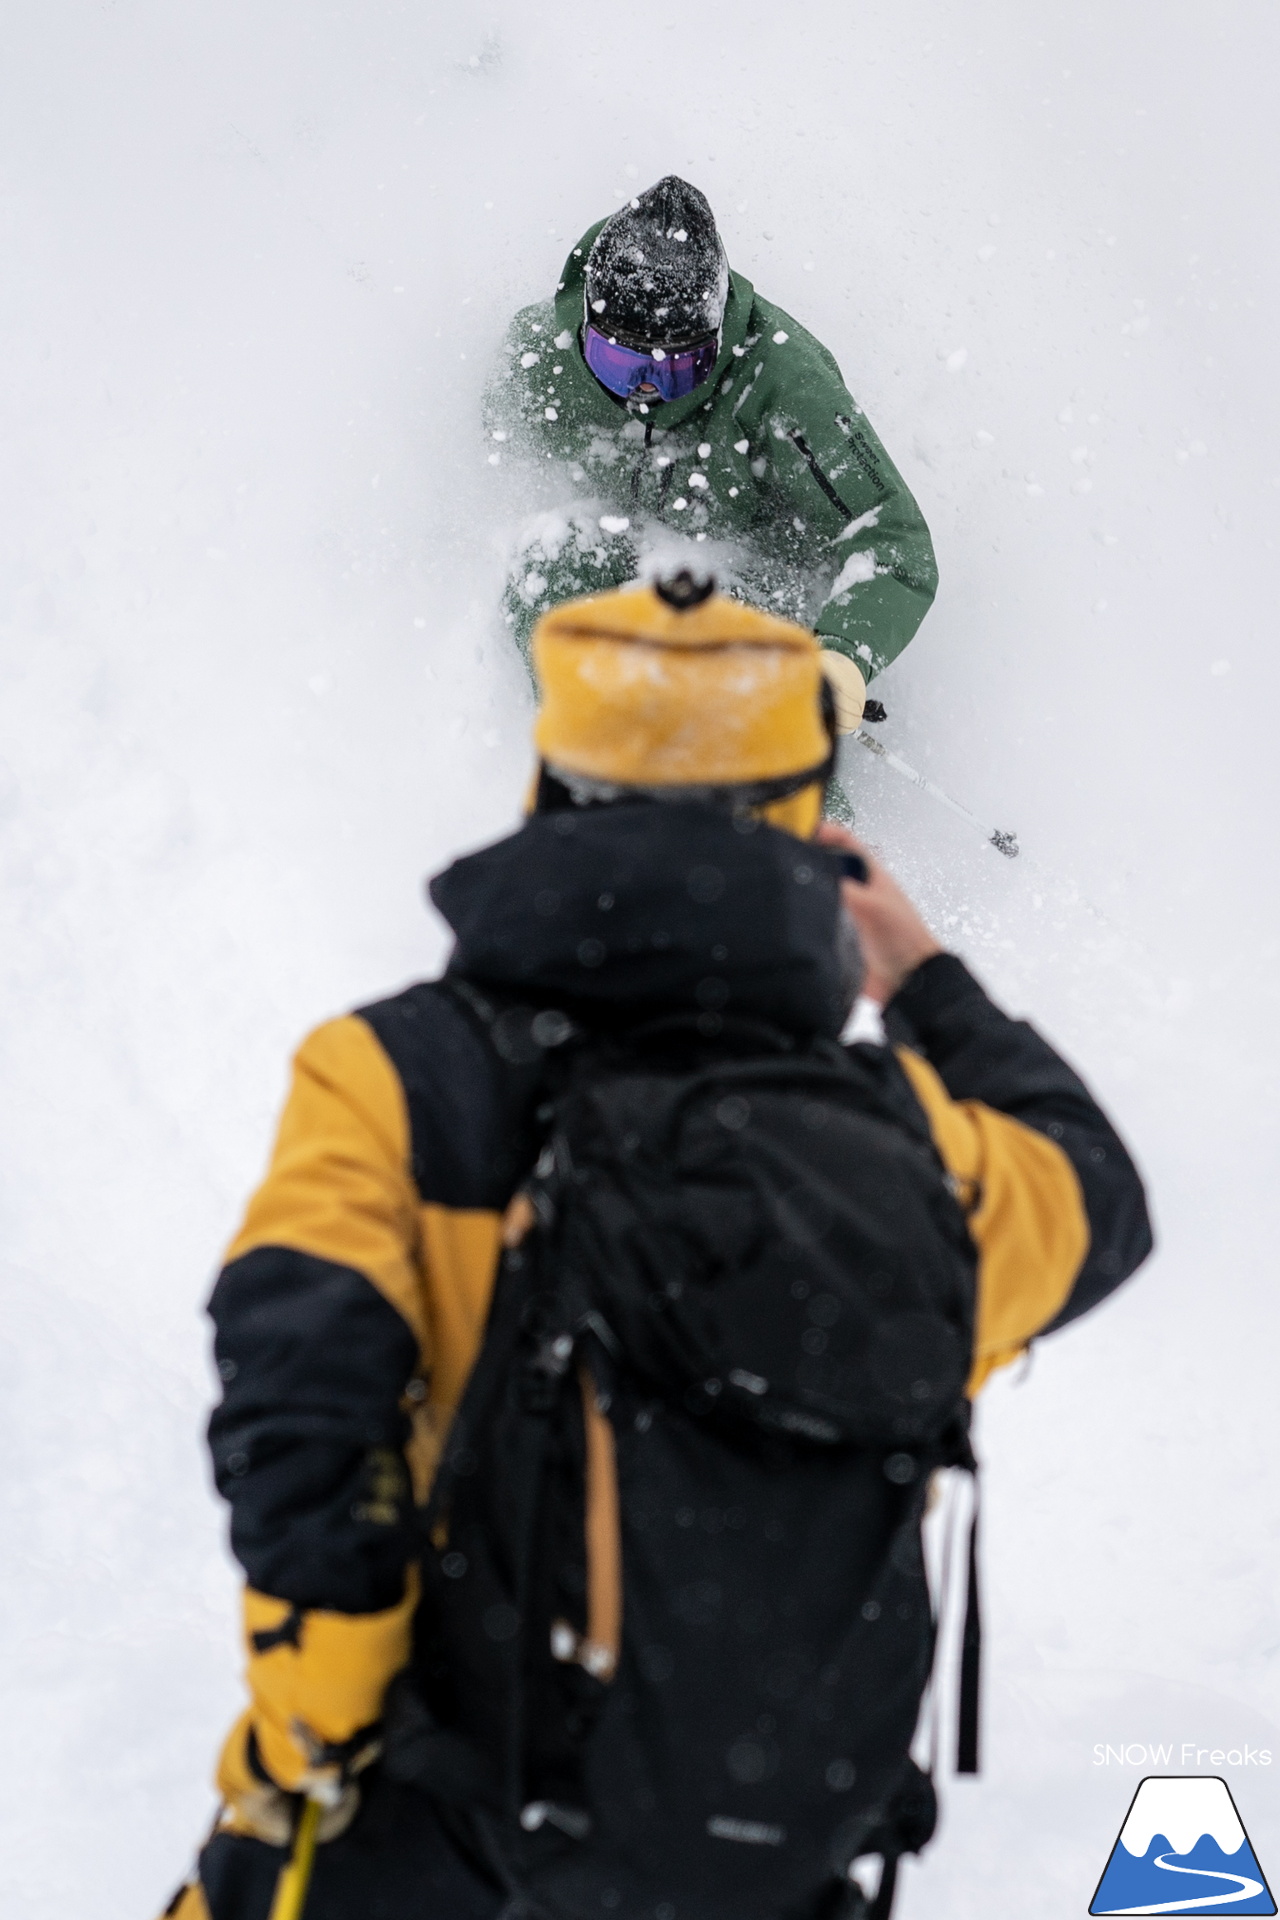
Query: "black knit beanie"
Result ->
[[584, 176, 729, 348]]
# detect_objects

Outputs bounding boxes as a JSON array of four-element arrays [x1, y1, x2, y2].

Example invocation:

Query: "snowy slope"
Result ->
[[0, 4, 1276, 1914]]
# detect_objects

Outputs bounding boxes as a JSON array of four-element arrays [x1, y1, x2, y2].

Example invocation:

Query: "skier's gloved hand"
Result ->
[[819, 650, 867, 733], [215, 1709, 363, 1846], [214, 1574, 418, 1845]]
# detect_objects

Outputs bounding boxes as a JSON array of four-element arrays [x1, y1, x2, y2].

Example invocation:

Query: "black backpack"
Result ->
[[385, 1000, 980, 1920]]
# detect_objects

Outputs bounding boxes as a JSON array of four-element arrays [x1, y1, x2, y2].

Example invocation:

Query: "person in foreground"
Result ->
[[161, 578, 1151, 1920], [488, 175, 936, 742]]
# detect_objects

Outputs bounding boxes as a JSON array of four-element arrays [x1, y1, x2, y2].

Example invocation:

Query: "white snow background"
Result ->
[[1, 4, 1276, 1914]]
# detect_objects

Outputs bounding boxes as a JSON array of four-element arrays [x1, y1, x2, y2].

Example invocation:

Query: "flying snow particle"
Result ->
[[672, 498, 688, 511], [545, 407, 558, 420], [599, 515, 630, 534], [772, 330, 789, 345], [838, 506, 882, 540], [554, 330, 573, 349], [829, 550, 877, 595], [734, 439, 749, 454], [698, 442, 711, 458], [520, 351, 539, 369]]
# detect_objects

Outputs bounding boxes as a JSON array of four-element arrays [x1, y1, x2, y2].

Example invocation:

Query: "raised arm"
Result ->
[[888, 953, 1154, 1336], [817, 825, 1154, 1388]]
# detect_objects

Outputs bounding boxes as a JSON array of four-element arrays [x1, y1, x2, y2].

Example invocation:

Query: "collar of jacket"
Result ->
[[553, 221, 758, 434], [429, 802, 847, 1039]]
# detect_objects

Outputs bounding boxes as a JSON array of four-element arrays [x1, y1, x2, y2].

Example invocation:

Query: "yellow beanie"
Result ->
[[532, 582, 830, 837]]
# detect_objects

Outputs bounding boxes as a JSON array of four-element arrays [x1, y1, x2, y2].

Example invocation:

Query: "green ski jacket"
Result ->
[[487, 221, 938, 678]]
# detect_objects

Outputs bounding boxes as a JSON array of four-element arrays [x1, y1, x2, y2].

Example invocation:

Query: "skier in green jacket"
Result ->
[[487, 175, 938, 734]]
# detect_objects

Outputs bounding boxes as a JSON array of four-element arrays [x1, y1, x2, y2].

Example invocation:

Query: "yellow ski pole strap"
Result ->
[[267, 1796, 324, 1920]]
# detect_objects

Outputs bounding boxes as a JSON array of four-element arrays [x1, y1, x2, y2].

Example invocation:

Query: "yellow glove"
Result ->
[[819, 649, 867, 734], [214, 1573, 418, 1846]]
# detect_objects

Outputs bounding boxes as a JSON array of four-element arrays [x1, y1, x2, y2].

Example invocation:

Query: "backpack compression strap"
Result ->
[[957, 1497, 981, 1775]]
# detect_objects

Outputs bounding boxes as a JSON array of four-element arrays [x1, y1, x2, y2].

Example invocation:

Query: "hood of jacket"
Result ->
[[552, 221, 758, 434], [429, 803, 849, 1040]]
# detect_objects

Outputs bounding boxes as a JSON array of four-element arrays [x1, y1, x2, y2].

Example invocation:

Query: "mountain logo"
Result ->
[[1090, 1776, 1275, 1915]]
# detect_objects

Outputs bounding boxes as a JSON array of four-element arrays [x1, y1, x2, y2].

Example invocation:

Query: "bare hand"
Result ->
[[815, 823, 943, 1005]]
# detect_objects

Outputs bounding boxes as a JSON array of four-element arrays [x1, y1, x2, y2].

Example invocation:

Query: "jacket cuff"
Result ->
[[885, 952, 995, 1052]]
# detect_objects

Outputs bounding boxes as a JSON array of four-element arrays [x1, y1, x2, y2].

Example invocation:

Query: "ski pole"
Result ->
[[852, 727, 1019, 858], [267, 1796, 323, 1920]]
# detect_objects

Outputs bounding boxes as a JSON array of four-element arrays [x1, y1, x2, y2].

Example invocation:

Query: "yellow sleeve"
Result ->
[[896, 1047, 1090, 1393], [225, 1014, 428, 1350]]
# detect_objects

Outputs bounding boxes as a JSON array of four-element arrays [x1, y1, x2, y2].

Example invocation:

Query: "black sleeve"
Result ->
[[886, 953, 1154, 1329], [208, 1248, 419, 1612]]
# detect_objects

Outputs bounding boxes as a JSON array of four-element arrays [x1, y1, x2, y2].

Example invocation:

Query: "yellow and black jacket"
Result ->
[[199, 803, 1150, 1905]]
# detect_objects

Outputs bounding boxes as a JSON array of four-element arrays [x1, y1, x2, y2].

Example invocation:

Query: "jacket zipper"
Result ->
[[630, 421, 654, 505], [787, 427, 854, 521]]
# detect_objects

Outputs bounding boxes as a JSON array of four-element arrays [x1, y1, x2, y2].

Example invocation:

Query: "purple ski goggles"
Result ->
[[582, 323, 719, 402]]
